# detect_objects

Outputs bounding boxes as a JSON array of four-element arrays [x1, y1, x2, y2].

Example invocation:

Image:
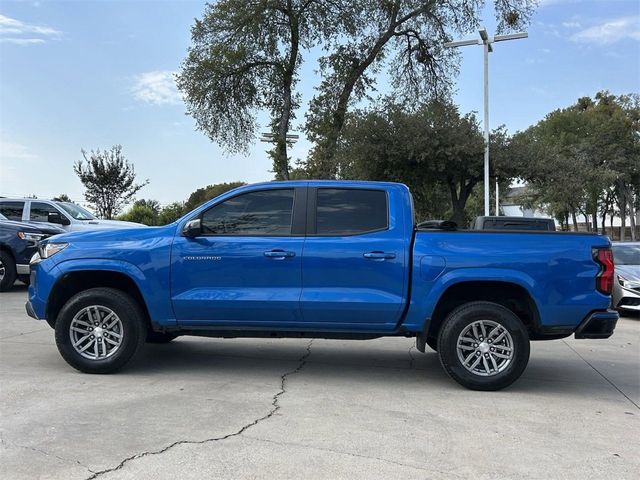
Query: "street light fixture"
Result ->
[[445, 27, 528, 216], [259, 133, 299, 144]]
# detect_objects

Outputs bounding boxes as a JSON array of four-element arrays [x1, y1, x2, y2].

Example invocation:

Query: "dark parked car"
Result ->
[[471, 216, 556, 231], [0, 213, 64, 291]]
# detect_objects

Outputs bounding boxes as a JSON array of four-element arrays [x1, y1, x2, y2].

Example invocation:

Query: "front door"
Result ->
[[171, 187, 305, 326]]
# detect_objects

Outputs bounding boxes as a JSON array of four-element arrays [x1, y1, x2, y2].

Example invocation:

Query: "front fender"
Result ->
[[51, 258, 175, 326]]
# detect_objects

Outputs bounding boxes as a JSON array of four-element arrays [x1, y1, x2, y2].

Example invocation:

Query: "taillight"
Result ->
[[593, 247, 614, 295]]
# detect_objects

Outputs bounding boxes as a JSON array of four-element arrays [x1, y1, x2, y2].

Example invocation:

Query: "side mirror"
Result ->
[[182, 218, 202, 237], [48, 212, 71, 226]]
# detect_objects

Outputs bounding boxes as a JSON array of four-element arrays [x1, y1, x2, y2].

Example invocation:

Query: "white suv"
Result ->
[[0, 199, 143, 232]]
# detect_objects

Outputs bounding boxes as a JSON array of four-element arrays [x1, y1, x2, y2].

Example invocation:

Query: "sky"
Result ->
[[0, 0, 638, 208]]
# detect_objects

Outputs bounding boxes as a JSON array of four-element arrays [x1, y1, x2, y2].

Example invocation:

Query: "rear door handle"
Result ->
[[363, 251, 396, 260], [264, 249, 296, 259]]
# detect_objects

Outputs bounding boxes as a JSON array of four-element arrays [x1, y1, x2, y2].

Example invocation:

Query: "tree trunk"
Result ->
[[310, 4, 435, 176], [271, 4, 300, 181], [629, 194, 637, 241], [571, 208, 578, 232]]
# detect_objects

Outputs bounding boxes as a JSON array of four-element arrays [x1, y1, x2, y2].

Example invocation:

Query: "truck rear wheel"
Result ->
[[54, 288, 146, 374], [437, 301, 530, 391]]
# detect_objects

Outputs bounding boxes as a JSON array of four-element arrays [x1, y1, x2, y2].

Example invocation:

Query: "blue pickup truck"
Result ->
[[26, 181, 618, 390]]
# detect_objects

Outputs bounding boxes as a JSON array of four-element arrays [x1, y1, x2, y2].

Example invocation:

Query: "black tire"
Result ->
[[0, 251, 17, 292], [437, 301, 530, 391], [54, 288, 147, 374], [146, 331, 178, 344], [18, 275, 30, 285]]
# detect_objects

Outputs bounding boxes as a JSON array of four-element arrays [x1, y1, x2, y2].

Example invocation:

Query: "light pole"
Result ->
[[445, 27, 527, 216]]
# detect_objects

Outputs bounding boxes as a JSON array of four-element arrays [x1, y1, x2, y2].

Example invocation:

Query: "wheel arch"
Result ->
[[426, 280, 541, 341], [46, 270, 153, 330]]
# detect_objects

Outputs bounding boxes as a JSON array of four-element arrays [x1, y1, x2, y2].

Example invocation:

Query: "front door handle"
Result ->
[[264, 249, 296, 259], [363, 251, 396, 260]]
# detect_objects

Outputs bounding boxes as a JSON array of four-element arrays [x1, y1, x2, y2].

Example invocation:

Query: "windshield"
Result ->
[[612, 244, 640, 266], [57, 202, 97, 221]]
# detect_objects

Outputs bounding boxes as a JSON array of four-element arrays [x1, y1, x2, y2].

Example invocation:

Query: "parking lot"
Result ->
[[0, 285, 638, 480]]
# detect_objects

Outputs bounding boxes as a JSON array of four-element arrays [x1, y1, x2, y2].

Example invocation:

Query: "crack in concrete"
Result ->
[[84, 339, 314, 480], [562, 340, 640, 410], [0, 435, 95, 473], [243, 434, 447, 476]]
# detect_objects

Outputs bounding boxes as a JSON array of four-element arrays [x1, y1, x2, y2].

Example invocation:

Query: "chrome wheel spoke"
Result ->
[[456, 320, 514, 377], [73, 334, 91, 347], [70, 305, 123, 360], [78, 339, 95, 353]]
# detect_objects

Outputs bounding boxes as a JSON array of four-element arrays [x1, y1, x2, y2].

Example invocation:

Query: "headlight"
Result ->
[[618, 275, 640, 289], [39, 242, 68, 259], [17, 232, 47, 242]]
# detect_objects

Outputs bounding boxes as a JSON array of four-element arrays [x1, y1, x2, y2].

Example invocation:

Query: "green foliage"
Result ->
[[74, 145, 148, 219], [52, 194, 72, 202], [510, 91, 639, 235], [184, 182, 246, 211], [336, 99, 510, 226], [118, 199, 159, 226], [158, 202, 186, 225], [177, 1, 339, 179], [304, 0, 537, 177]]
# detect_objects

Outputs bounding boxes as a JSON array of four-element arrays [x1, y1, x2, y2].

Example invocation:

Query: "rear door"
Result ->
[[300, 186, 408, 330], [0, 201, 25, 221], [171, 186, 306, 326]]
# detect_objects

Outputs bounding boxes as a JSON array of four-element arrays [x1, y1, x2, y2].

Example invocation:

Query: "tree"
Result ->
[[510, 92, 639, 238], [337, 99, 509, 225], [158, 202, 186, 225], [74, 145, 148, 219], [177, 0, 342, 180], [118, 199, 160, 226], [52, 194, 72, 202], [304, 0, 536, 177], [184, 182, 246, 211]]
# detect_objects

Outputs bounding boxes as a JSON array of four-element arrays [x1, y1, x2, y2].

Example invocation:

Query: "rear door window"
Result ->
[[315, 189, 388, 235], [0, 201, 25, 221], [29, 202, 62, 222]]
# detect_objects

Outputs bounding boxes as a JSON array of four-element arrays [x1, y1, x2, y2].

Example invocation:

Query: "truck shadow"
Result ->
[[129, 338, 638, 398]]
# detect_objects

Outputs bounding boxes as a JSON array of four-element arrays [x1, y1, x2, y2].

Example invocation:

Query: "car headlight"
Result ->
[[38, 242, 68, 259], [618, 275, 640, 289], [17, 232, 47, 242]]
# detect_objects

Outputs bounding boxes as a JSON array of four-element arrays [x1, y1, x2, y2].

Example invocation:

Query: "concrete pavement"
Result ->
[[1, 284, 638, 479]]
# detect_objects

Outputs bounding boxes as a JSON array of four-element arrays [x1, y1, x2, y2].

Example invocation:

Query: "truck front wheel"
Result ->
[[54, 288, 147, 374], [437, 301, 530, 391]]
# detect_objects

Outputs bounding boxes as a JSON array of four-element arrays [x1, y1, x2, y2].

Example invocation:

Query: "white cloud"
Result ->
[[0, 38, 45, 45], [0, 13, 61, 45], [0, 138, 37, 161], [571, 16, 640, 45], [132, 71, 181, 105], [562, 21, 581, 29]]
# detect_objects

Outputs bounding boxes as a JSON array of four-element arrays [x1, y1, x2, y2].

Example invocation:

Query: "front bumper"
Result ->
[[614, 285, 640, 311], [574, 310, 619, 339]]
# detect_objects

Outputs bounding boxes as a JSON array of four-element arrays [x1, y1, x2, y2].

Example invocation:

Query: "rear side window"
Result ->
[[0, 201, 24, 221], [29, 202, 61, 222], [201, 189, 294, 235], [316, 189, 388, 235]]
